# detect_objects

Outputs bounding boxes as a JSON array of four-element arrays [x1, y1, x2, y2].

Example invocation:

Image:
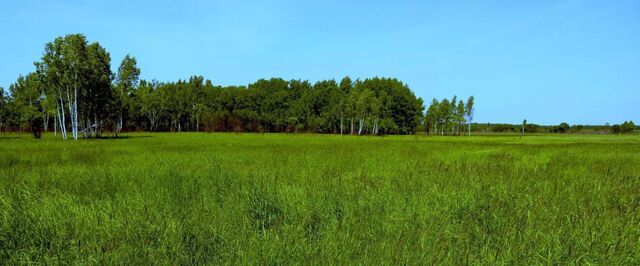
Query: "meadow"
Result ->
[[1, 133, 639, 264]]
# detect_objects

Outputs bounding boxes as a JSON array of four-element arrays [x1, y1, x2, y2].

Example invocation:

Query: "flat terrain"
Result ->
[[1, 133, 639, 264]]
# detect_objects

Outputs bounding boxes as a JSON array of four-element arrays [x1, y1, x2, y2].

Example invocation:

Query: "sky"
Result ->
[[1, 0, 638, 125]]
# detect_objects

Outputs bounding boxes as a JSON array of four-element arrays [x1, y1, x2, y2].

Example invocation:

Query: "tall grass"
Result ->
[[1, 133, 639, 264]]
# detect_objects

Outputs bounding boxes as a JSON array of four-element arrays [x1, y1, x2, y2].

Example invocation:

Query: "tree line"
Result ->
[[472, 121, 637, 134], [2, 33, 636, 138], [424, 96, 475, 136], [0, 34, 429, 138]]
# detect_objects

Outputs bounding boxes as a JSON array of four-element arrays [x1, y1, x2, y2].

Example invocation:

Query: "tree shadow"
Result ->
[[93, 135, 154, 140]]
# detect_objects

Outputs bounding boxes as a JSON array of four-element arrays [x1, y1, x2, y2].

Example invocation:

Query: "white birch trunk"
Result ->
[[149, 111, 157, 132], [43, 113, 49, 131], [65, 90, 75, 140], [73, 87, 78, 140], [372, 117, 379, 135], [58, 97, 67, 140], [350, 118, 354, 135]]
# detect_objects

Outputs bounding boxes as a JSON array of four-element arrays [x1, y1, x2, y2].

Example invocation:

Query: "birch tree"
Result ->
[[115, 55, 140, 136], [449, 96, 457, 134], [425, 99, 439, 135], [355, 89, 374, 135], [438, 99, 450, 135], [369, 96, 381, 135], [339, 76, 353, 135], [456, 100, 465, 135], [60, 34, 89, 140], [35, 34, 114, 139], [42, 96, 57, 134], [465, 96, 474, 136], [36, 36, 68, 139]]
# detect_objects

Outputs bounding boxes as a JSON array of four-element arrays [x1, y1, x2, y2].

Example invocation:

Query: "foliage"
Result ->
[[610, 121, 636, 134], [8, 73, 42, 129], [33, 34, 114, 139], [4, 35, 425, 137], [424, 95, 474, 135], [114, 54, 140, 134], [105, 76, 422, 134]]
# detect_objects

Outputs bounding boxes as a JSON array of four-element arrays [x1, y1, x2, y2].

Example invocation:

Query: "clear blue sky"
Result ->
[[1, 0, 638, 125]]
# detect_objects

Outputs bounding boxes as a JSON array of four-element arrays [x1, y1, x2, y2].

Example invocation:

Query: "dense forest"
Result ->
[[0, 34, 427, 138], [0, 34, 636, 138]]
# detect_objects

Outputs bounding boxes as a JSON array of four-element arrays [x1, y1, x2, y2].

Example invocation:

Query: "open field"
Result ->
[[1, 133, 639, 264]]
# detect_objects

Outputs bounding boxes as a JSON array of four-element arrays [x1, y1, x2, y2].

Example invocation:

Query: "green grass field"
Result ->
[[1, 133, 639, 264]]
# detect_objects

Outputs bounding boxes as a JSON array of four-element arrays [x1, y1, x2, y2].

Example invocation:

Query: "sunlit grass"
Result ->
[[1, 133, 639, 264]]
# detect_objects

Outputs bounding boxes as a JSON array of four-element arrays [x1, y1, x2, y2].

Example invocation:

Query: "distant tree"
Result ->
[[611, 124, 621, 134], [114, 55, 140, 136], [438, 99, 450, 135], [369, 95, 382, 135], [83, 42, 114, 137], [618, 121, 636, 134], [524, 123, 541, 133], [456, 100, 465, 135], [137, 80, 162, 131], [355, 88, 373, 135], [188, 76, 208, 132], [554, 122, 570, 133], [9, 73, 43, 134], [449, 96, 457, 134], [625, 121, 636, 133], [465, 96, 474, 136], [41, 94, 57, 133], [163, 81, 192, 132], [570, 124, 584, 133], [346, 88, 358, 134], [424, 99, 438, 135], [311, 79, 340, 133]]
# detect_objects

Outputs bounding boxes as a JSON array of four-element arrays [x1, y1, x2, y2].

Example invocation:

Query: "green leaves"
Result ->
[[8, 35, 430, 135], [116, 55, 140, 99]]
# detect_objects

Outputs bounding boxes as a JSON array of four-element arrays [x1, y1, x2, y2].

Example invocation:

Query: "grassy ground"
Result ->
[[1, 133, 639, 264]]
